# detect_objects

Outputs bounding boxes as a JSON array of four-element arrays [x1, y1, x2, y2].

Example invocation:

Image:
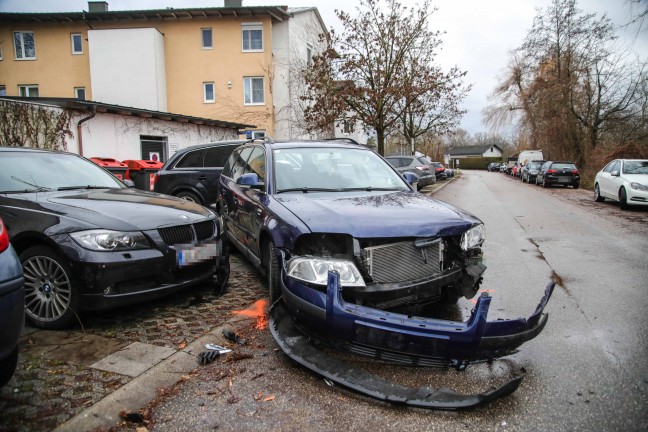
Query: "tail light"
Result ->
[[547, 169, 557, 174], [436, 167, 444, 173], [572, 169, 579, 175], [0, 218, 9, 253]]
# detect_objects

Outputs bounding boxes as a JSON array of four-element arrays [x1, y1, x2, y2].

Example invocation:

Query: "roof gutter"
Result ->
[[76, 105, 96, 157]]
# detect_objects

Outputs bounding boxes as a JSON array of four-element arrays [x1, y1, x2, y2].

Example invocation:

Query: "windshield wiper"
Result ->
[[276, 187, 346, 194], [10, 176, 52, 192], [339, 187, 402, 192], [57, 185, 109, 191]]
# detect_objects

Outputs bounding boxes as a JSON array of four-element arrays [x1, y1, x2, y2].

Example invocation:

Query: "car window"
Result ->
[[273, 147, 408, 192], [622, 161, 648, 174], [204, 144, 239, 168], [416, 157, 429, 165], [603, 160, 617, 173], [228, 147, 254, 181], [0, 152, 124, 192], [245, 146, 266, 182], [551, 163, 576, 170], [385, 157, 401, 168], [608, 160, 620, 173], [175, 149, 205, 169]]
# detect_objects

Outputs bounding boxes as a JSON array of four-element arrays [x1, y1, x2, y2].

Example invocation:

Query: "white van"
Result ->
[[518, 150, 544, 168]]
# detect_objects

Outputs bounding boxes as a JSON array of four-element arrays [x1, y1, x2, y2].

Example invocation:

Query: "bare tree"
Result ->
[[302, 0, 468, 156]]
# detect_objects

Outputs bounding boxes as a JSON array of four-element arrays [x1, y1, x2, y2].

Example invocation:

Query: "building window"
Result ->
[[306, 44, 313, 67], [75, 87, 86, 100], [0, 86, 6, 96], [14, 31, 36, 60], [203, 82, 215, 103], [252, 130, 265, 139], [202, 28, 213, 49], [141, 136, 168, 163], [18, 85, 39, 97], [71, 33, 83, 54], [342, 120, 354, 134], [243, 77, 264, 105], [242, 23, 263, 52]]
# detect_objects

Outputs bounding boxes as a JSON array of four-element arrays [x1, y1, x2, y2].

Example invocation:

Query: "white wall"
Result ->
[[69, 112, 238, 160], [88, 28, 167, 111], [483, 146, 502, 157]]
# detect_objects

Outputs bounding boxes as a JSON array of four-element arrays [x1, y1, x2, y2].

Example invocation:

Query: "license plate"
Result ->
[[557, 177, 571, 183], [176, 241, 221, 267]]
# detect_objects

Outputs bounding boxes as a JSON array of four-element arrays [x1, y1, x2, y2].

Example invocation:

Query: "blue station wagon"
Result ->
[[218, 138, 553, 381]]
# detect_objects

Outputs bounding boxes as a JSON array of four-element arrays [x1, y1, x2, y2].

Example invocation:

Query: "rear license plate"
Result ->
[[557, 177, 571, 183], [176, 241, 220, 267]]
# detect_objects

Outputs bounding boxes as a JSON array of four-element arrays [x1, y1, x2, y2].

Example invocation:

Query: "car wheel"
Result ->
[[0, 347, 18, 388], [594, 184, 604, 202], [176, 191, 201, 204], [619, 187, 629, 210], [573, 183, 579, 189], [522, 174, 526, 183], [542, 178, 548, 188], [20, 246, 78, 329], [213, 241, 230, 295], [263, 240, 281, 304]]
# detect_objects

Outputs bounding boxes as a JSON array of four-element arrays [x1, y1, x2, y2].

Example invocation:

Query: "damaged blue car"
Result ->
[[219, 139, 553, 409]]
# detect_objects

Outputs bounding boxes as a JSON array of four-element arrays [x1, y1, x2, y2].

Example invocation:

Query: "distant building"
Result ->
[[446, 144, 503, 167]]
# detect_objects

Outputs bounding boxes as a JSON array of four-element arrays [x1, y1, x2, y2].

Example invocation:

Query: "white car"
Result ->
[[594, 159, 648, 209]]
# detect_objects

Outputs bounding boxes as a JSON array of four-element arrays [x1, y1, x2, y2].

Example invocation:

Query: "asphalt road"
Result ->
[[140, 171, 648, 432]]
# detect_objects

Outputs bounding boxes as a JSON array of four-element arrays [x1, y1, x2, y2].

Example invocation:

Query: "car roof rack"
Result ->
[[323, 137, 360, 145], [246, 136, 275, 144]]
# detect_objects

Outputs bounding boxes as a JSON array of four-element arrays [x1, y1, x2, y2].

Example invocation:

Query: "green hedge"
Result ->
[[451, 157, 504, 170]]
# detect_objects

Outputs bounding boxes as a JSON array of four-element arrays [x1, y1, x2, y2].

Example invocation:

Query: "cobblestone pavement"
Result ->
[[0, 252, 266, 432]]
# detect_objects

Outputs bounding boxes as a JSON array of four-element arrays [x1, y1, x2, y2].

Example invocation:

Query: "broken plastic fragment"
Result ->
[[222, 329, 246, 344], [197, 350, 221, 365], [205, 343, 232, 354]]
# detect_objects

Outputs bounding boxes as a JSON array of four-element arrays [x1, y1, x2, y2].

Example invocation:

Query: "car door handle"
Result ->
[[198, 175, 208, 181]]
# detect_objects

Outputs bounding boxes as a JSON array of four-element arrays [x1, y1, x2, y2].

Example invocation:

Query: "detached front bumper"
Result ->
[[281, 270, 554, 366]]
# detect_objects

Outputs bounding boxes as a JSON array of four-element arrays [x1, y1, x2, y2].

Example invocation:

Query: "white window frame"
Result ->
[[241, 23, 263, 52], [201, 28, 213, 49], [203, 82, 215, 103], [71, 33, 83, 55], [243, 77, 265, 105], [18, 85, 39, 97], [75, 87, 86, 100], [306, 43, 313, 67], [14, 31, 36, 60]]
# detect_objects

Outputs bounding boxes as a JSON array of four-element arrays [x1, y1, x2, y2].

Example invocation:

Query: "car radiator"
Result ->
[[361, 239, 443, 283]]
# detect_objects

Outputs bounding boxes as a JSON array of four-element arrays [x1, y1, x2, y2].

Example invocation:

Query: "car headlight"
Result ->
[[630, 182, 648, 191], [287, 256, 365, 287], [70, 230, 149, 251], [460, 224, 485, 251]]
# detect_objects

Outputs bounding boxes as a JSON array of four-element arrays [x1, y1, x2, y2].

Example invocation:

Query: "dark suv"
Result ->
[[154, 140, 246, 206]]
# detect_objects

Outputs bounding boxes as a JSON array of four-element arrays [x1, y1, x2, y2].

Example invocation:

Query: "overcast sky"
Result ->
[[1, 0, 646, 136]]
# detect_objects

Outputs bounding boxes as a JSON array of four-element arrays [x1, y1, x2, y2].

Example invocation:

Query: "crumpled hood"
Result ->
[[17, 188, 212, 233], [274, 191, 481, 238]]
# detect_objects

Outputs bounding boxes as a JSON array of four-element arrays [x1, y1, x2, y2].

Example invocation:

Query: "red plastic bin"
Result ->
[[122, 160, 164, 191], [89, 157, 129, 181]]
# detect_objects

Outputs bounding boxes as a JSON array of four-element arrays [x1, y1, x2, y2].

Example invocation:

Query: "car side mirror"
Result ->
[[123, 179, 135, 188], [611, 170, 620, 177], [402, 172, 418, 186], [236, 173, 264, 190]]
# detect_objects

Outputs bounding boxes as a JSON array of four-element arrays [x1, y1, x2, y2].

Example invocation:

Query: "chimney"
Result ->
[[224, 0, 242, 7], [88, 2, 109, 12]]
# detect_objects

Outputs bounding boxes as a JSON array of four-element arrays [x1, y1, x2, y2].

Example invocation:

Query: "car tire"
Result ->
[[263, 240, 281, 305], [542, 178, 548, 188], [213, 241, 230, 295], [594, 184, 605, 202], [619, 187, 629, 210], [20, 246, 78, 329], [175, 191, 201, 204], [0, 347, 18, 388], [573, 184, 579, 189]]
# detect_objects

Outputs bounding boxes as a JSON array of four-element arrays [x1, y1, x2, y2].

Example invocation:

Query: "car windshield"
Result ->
[[273, 147, 409, 192], [623, 161, 648, 174], [0, 152, 125, 193]]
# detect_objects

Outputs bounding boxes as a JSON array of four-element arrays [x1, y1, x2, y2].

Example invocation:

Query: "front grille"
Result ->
[[158, 220, 215, 245], [362, 239, 443, 283], [344, 342, 449, 368]]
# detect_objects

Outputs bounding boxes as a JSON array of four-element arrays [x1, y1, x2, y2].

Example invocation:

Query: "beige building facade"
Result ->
[[0, 1, 314, 140]]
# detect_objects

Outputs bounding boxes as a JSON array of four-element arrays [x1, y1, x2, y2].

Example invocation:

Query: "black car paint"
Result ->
[[0, 239, 24, 387]]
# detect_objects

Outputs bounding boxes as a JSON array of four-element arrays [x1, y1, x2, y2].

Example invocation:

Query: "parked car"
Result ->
[[536, 161, 580, 188], [154, 140, 246, 206], [384, 155, 436, 189], [511, 164, 519, 177], [521, 160, 545, 183], [594, 159, 648, 209], [0, 217, 24, 387], [0, 147, 229, 329], [429, 161, 448, 180], [444, 166, 455, 178], [218, 139, 553, 370], [499, 164, 507, 173], [487, 162, 501, 172]]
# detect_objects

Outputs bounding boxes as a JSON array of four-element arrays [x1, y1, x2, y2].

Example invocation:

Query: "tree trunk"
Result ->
[[377, 128, 386, 156]]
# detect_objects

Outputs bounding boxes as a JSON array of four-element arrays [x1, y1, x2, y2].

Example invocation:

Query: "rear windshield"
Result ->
[[551, 163, 576, 170]]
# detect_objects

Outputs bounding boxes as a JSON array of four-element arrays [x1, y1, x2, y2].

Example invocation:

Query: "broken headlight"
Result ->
[[460, 224, 484, 251], [287, 256, 365, 287]]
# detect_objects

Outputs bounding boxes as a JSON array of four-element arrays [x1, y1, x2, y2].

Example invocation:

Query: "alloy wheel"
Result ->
[[22, 255, 73, 324]]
